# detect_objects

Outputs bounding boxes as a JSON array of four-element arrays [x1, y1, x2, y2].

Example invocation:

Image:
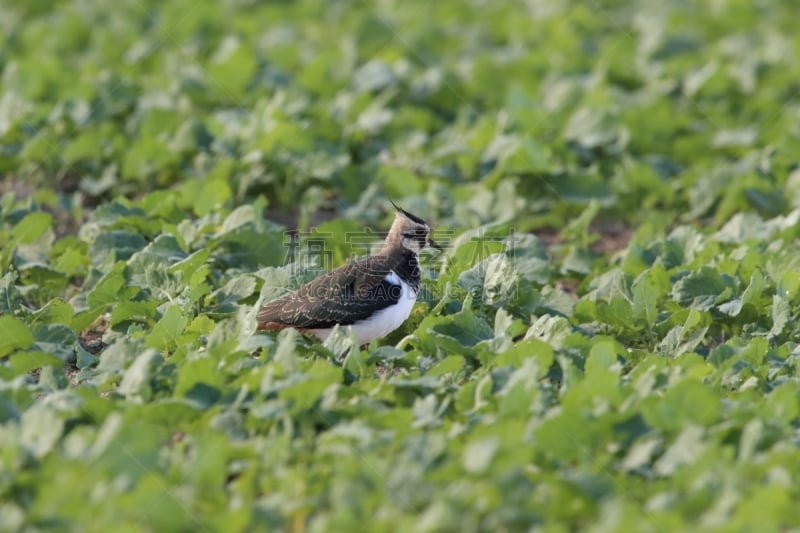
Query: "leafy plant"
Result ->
[[2, 0, 800, 530]]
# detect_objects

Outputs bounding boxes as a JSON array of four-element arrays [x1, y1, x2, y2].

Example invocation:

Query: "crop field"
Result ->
[[2, 0, 800, 530]]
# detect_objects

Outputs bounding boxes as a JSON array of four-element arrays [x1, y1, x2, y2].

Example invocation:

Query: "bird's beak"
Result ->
[[428, 237, 443, 251]]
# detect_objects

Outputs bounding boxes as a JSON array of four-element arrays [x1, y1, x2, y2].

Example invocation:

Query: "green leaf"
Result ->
[[12, 212, 52, 244], [562, 200, 600, 244], [146, 305, 187, 351], [621, 436, 662, 472], [353, 60, 396, 92], [766, 382, 799, 424], [33, 323, 77, 363], [564, 107, 627, 151], [18, 265, 69, 303], [209, 274, 257, 313], [653, 425, 706, 476], [768, 293, 790, 339], [20, 404, 64, 458], [118, 350, 163, 401], [194, 179, 231, 217], [524, 315, 573, 348], [207, 37, 257, 97], [31, 298, 74, 325], [5, 3, 800, 528], [493, 338, 554, 375], [121, 137, 178, 180], [128, 234, 187, 273], [458, 253, 520, 307], [595, 297, 635, 330], [89, 231, 147, 268], [87, 262, 127, 307], [642, 379, 721, 433], [718, 269, 765, 317], [462, 437, 499, 474], [631, 264, 669, 325], [416, 303, 494, 355], [0, 271, 23, 314], [581, 340, 622, 401], [213, 227, 285, 270], [0, 316, 35, 357], [175, 356, 222, 408], [126, 234, 187, 294], [7, 351, 64, 376], [533, 408, 602, 463], [110, 300, 159, 327], [426, 355, 465, 378], [280, 359, 341, 411], [63, 126, 105, 164], [672, 267, 730, 311], [551, 172, 616, 206]]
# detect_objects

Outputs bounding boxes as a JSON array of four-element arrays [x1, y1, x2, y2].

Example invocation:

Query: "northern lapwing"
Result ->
[[256, 203, 442, 345]]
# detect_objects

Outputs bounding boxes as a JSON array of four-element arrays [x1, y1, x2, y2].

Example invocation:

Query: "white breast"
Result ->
[[312, 271, 418, 345]]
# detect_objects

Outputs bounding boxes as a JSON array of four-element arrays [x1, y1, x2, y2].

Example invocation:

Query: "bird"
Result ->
[[256, 203, 442, 345]]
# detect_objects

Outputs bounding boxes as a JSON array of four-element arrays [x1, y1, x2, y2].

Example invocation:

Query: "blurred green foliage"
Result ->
[[2, 0, 800, 530]]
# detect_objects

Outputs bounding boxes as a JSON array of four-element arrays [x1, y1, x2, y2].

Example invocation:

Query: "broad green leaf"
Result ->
[[209, 274, 257, 313], [768, 293, 790, 339], [86, 262, 128, 307], [18, 264, 69, 304], [595, 297, 635, 330], [524, 315, 573, 348], [766, 382, 799, 424], [416, 304, 494, 355], [493, 338, 554, 375], [653, 425, 707, 476], [30, 298, 74, 325], [12, 211, 52, 244], [621, 436, 662, 472], [89, 231, 147, 268], [353, 60, 396, 92], [0, 315, 35, 357], [121, 137, 178, 180], [21, 404, 64, 458], [146, 305, 187, 351], [672, 267, 730, 310], [7, 351, 64, 376], [118, 350, 163, 401], [642, 379, 722, 433], [0, 271, 23, 314], [718, 269, 765, 317], [457, 253, 519, 306], [109, 300, 159, 327], [33, 323, 77, 362], [631, 263, 669, 325], [175, 356, 223, 408], [462, 437, 499, 474], [194, 179, 231, 217], [552, 172, 616, 206], [425, 355, 465, 378], [533, 408, 603, 463], [280, 359, 340, 411], [578, 340, 622, 403], [128, 234, 187, 271], [213, 227, 285, 270], [207, 36, 257, 97]]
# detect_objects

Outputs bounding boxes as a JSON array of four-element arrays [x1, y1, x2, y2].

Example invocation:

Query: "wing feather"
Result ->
[[256, 256, 402, 328]]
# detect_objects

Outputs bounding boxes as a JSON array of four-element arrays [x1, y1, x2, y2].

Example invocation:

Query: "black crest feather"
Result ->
[[390, 201, 427, 225]]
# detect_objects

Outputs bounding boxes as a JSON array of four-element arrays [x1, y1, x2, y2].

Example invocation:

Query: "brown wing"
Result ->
[[256, 256, 403, 329]]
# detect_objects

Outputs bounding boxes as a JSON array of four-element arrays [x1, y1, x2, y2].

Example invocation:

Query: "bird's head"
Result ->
[[385, 201, 442, 254]]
